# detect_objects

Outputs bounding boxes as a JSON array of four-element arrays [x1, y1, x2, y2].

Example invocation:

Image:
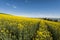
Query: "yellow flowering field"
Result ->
[[0, 13, 60, 40]]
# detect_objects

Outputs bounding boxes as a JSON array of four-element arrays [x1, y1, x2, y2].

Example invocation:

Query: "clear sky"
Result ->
[[0, 0, 60, 18]]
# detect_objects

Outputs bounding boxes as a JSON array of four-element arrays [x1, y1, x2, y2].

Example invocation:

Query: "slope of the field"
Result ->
[[0, 13, 60, 40]]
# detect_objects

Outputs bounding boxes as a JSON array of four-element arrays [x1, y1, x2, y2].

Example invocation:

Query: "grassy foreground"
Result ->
[[0, 13, 60, 40]]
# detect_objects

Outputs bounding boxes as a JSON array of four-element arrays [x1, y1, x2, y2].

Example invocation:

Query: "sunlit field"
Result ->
[[0, 13, 60, 40]]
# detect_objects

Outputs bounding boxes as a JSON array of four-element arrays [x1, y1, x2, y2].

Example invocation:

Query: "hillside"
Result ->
[[0, 13, 60, 40]]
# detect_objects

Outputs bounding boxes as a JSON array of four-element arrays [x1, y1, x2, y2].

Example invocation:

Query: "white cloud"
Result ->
[[25, 0, 28, 3], [6, 3, 16, 9], [12, 5, 17, 8], [6, 3, 10, 6]]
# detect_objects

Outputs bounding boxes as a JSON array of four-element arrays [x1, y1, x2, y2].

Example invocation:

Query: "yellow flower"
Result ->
[[9, 33, 11, 36], [37, 31, 43, 36], [18, 24, 24, 30], [3, 28, 6, 30], [1, 30, 4, 32], [6, 30, 9, 33]]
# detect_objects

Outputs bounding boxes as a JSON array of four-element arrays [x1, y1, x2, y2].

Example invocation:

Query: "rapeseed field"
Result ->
[[0, 13, 60, 40]]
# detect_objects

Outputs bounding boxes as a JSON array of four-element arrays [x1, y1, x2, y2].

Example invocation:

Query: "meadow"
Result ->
[[0, 13, 60, 40]]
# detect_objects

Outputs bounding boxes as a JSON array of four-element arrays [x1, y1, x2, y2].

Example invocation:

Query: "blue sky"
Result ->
[[0, 0, 60, 18]]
